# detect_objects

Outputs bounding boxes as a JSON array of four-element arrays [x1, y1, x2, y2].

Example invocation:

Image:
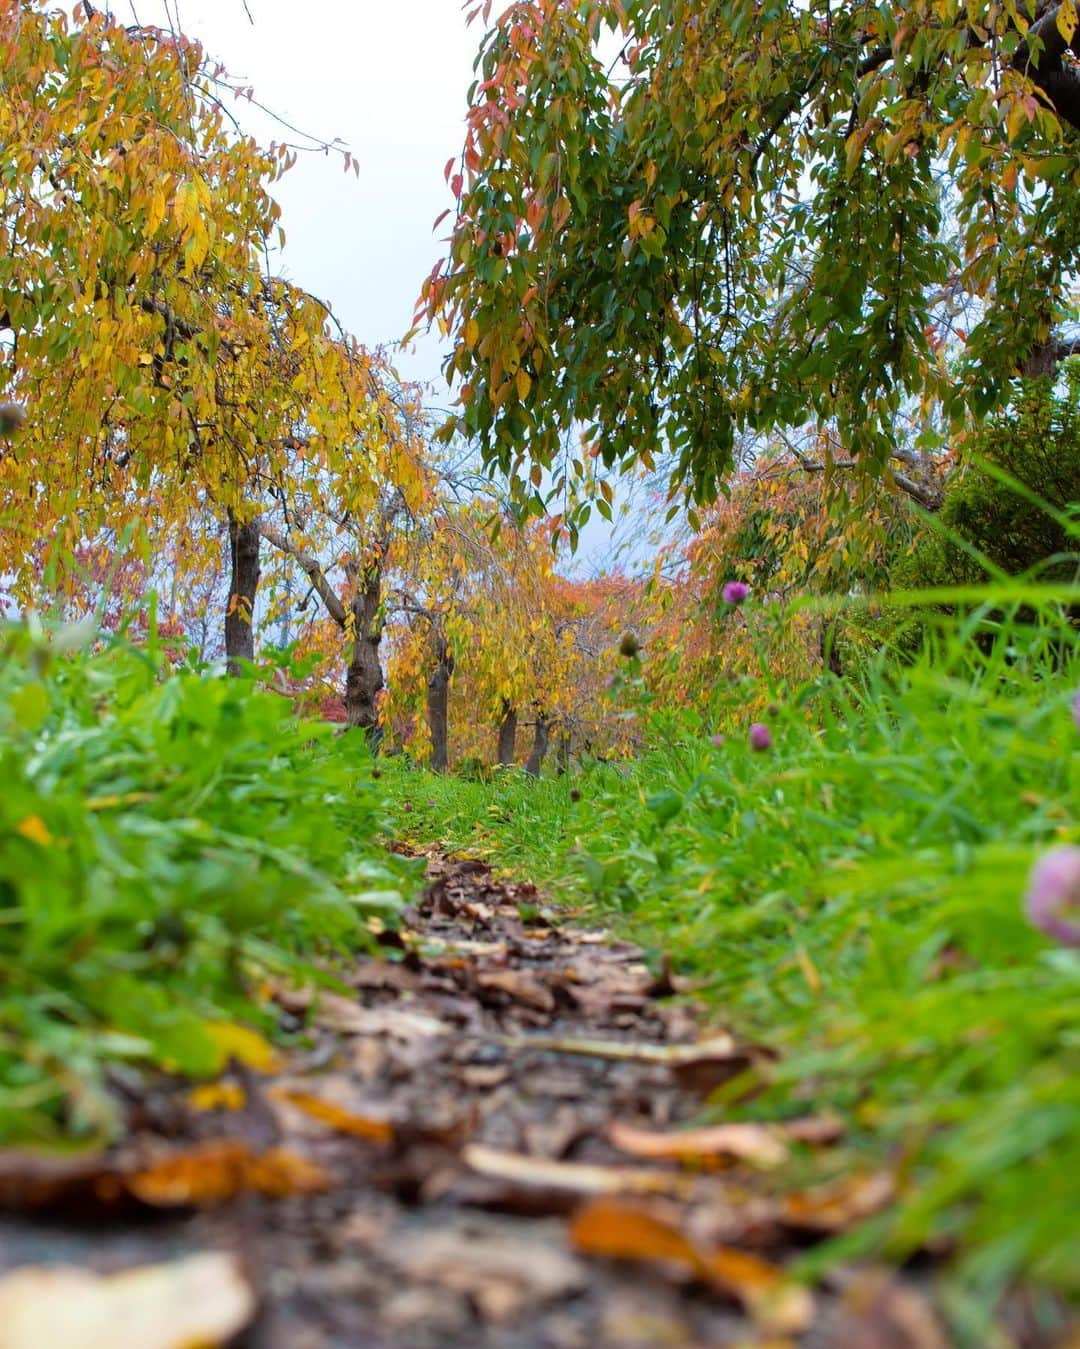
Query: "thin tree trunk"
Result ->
[[225, 512, 260, 676], [426, 634, 454, 773], [496, 700, 517, 766], [820, 619, 843, 678], [557, 730, 571, 775], [344, 573, 385, 740], [524, 712, 551, 778]]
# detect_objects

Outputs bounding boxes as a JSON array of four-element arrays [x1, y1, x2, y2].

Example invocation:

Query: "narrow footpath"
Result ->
[[0, 853, 967, 1347]]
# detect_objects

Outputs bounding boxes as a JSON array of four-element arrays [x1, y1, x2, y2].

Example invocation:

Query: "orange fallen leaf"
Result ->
[[570, 1198, 813, 1334], [607, 1118, 788, 1168], [782, 1170, 896, 1233], [126, 1141, 330, 1206], [272, 1089, 394, 1144]]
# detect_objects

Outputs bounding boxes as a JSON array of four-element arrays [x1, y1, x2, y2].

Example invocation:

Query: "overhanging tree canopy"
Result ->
[[422, 0, 1080, 505]]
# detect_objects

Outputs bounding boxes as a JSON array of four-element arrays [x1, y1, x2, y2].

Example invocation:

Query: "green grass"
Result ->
[[382, 598, 1080, 1333], [0, 615, 412, 1144]]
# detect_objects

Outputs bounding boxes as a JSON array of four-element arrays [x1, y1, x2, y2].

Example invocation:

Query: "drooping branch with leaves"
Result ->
[[421, 0, 1080, 512]]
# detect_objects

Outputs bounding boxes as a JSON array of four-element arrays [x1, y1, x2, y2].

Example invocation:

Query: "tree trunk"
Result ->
[[426, 634, 454, 773], [524, 712, 551, 777], [496, 700, 517, 766], [820, 620, 844, 678], [556, 730, 571, 775], [344, 574, 384, 739], [225, 512, 260, 676]]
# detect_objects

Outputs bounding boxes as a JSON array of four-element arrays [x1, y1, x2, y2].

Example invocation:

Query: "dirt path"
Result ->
[[0, 853, 978, 1347]]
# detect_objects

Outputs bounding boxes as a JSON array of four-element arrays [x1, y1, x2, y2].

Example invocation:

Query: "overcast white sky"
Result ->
[[122, 0, 477, 396]]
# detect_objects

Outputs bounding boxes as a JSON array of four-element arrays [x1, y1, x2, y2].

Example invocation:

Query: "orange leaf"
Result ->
[[126, 1141, 329, 1206], [273, 1089, 394, 1144], [570, 1198, 813, 1333]]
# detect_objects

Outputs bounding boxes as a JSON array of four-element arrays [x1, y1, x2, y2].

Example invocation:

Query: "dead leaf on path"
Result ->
[[831, 1269, 949, 1348], [607, 1118, 789, 1169], [0, 1251, 256, 1349], [419, 936, 508, 959], [272, 1088, 394, 1144], [782, 1171, 896, 1233], [126, 1141, 330, 1206], [188, 1081, 247, 1113], [280, 987, 452, 1042], [570, 1198, 813, 1335], [502, 1032, 739, 1065], [386, 1216, 588, 1323], [476, 969, 556, 1013], [202, 1020, 281, 1073], [463, 1144, 706, 1201], [0, 1149, 114, 1212], [782, 1113, 845, 1146]]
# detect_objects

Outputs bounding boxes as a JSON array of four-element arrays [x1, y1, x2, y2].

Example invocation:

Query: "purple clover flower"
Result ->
[[722, 580, 749, 606], [1073, 689, 1080, 731], [749, 722, 772, 752], [710, 733, 725, 747], [1024, 846, 1080, 947]]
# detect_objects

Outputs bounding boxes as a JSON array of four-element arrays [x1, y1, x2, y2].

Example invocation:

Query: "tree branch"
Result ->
[[259, 522, 348, 628]]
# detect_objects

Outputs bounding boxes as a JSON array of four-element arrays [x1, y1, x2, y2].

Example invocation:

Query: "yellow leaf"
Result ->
[[188, 1082, 247, 1112], [201, 1021, 281, 1073], [15, 816, 51, 847], [146, 187, 166, 235], [515, 368, 532, 401], [464, 317, 480, 348]]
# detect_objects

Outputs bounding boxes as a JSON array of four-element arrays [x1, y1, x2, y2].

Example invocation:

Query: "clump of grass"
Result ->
[[381, 593, 1080, 1328], [0, 617, 409, 1144]]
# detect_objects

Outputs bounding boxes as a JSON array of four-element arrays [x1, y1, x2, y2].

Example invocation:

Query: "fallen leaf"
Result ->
[[476, 969, 556, 1013], [126, 1141, 330, 1206], [782, 1171, 896, 1233], [607, 1118, 789, 1169], [202, 1020, 281, 1073], [502, 1032, 739, 1065], [272, 1088, 394, 1144], [0, 1251, 256, 1349], [570, 1198, 813, 1334], [188, 1082, 247, 1112], [831, 1269, 949, 1348], [463, 1144, 705, 1200], [386, 1216, 587, 1323]]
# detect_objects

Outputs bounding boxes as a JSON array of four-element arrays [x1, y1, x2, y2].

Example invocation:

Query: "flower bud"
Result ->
[[1024, 846, 1080, 947], [749, 722, 772, 752]]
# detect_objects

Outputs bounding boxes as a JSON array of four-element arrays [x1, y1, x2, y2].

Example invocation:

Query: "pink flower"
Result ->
[[1073, 689, 1080, 731], [1024, 846, 1080, 947], [710, 733, 725, 747], [722, 580, 749, 605], [749, 722, 772, 752]]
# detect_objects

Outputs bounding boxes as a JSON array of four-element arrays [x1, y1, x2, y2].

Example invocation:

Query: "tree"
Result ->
[[421, 0, 1080, 508], [0, 2, 388, 664]]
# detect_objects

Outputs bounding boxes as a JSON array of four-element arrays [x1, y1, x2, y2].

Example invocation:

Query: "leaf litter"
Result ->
[[0, 852, 994, 1346]]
